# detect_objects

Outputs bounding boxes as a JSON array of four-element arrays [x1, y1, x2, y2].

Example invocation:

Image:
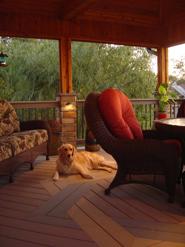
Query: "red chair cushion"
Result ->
[[98, 88, 143, 140]]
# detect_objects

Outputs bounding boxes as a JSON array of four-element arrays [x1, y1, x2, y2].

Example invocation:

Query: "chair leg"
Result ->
[[165, 156, 182, 203], [182, 171, 185, 207], [105, 166, 126, 195], [9, 174, 14, 183], [165, 175, 176, 203], [165, 163, 179, 203], [30, 163, 34, 170], [177, 159, 183, 184]]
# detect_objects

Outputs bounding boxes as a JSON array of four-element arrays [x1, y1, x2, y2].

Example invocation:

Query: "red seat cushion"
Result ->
[[98, 88, 143, 140]]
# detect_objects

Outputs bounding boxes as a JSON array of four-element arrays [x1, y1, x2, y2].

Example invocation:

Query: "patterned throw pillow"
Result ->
[[0, 100, 20, 137]]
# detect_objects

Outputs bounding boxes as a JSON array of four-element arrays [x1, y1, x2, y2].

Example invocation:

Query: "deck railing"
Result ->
[[11, 100, 60, 121], [11, 98, 183, 144], [77, 98, 183, 142]]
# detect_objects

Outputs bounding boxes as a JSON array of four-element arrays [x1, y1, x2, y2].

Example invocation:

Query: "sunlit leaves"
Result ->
[[0, 39, 157, 101]]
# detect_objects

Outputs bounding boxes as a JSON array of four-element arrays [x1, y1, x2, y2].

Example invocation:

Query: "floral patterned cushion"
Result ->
[[0, 129, 48, 157], [0, 140, 13, 162], [0, 100, 20, 137]]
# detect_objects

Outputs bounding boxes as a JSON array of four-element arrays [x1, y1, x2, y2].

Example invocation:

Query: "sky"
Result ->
[[151, 44, 185, 75], [169, 44, 185, 75]]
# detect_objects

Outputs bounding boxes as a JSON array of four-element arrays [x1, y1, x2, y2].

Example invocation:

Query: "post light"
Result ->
[[63, 102, 76, 111], [0, 52, 8, 66]]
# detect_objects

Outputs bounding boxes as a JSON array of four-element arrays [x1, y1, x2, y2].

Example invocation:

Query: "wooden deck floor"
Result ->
[[0, 150, 185, 247]]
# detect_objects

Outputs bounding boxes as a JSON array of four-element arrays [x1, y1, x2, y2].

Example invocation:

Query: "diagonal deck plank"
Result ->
[[0, 225, 96, 247], [0, 200, 35, 212], [91, 183, 157, 221], [0, 236, 47, 247], [29, 215, 80, 229], [0, 215, 93, 241], [30, 183, 84, 217], [69, 204, 126, 247], [48, 183, 92, 217], [99, 180, 180, 223], [0, 151, 185, 247]]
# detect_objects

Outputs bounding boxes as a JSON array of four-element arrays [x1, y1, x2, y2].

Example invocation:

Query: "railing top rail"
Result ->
[[10, 100, 59, 109], [77, 98, 183, 104], [130, 98, 158, 105], [9, 98, 184, 110], [77, 98, 159, 105]]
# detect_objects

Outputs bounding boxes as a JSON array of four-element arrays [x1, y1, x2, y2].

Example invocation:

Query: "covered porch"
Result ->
[[1, 1, 185, 246], [1, 0, 185, 147]]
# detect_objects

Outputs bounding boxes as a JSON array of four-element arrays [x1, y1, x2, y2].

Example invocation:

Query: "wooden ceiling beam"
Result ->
[[0, 13, 163, 47], [61, 0, 97, 20]]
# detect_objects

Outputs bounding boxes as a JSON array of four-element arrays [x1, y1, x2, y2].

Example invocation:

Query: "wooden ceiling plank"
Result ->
[[81, 11, 160, 28], [60, 0, 97, 20], [1, 0, 185, 47], [0, 13, 162, 47], [0, 0, 63, 18]]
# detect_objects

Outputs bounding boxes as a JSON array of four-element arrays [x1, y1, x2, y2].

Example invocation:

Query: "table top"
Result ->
[[154, 118, 185, 136], [154, 118, 185, 127]]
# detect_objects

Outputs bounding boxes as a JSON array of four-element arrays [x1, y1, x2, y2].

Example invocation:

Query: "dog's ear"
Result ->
[[72, 145, 77, 156], [57, 144, 64, 154]]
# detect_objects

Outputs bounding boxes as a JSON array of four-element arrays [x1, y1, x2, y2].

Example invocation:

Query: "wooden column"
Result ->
[[58, 93, 77, 147], [58, 38, 76, 146], [59, 38, 72, 93], [157, 47, 169, 88]]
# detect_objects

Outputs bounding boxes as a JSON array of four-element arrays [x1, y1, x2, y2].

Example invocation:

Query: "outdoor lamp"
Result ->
[[63, 102, 76, 111], [0, 52, 8, 66]]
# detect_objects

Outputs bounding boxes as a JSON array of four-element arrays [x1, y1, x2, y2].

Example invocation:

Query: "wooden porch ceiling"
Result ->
[[0, 0, 185, 47]]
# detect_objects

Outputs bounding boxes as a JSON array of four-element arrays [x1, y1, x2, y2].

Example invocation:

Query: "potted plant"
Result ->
[[155, 83, 176, 119]]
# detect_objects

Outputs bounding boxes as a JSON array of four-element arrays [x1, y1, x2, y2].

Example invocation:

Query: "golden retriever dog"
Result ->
[[53, 143, 117, 181]]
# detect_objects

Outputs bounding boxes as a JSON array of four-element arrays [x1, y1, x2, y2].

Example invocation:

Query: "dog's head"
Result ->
[[57, 143, 76, 165]]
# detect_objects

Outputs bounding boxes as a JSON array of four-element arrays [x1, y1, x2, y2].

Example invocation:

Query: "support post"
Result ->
[[157, 47, 169, 88], [59, 38, 72, 93], [58, 38, 76, 146], [59, 93, 77, 146]]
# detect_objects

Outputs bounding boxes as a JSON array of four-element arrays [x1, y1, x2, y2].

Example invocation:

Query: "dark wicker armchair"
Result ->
[[84, 92, 182, 203]]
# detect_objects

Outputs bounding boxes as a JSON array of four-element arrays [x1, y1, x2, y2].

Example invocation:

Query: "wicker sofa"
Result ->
[[0, 100, 51, 182]]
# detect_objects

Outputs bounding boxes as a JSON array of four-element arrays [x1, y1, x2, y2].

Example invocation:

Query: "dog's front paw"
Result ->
[[53, 172, 59, 181], [107, 168, 112, 173], [53, 177, 59, 182], [83, 174, 93, 179]]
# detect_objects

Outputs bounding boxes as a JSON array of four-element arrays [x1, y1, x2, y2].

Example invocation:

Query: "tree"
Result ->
[[0, 38, 157, 100], [0, 38, 59, 100], [72, 42, 157, 99]]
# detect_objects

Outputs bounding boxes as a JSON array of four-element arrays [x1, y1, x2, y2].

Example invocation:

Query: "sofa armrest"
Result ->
[[20, 120, 52, 157], [20, 120, 52, 141], [20, 119, 49, 130]]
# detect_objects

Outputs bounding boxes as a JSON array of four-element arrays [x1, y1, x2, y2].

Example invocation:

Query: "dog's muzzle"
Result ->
[[67, 153, 73, 163]]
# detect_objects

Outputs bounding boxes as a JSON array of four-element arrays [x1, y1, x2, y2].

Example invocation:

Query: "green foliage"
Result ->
[[0, 38, 157, 101], [155, 83, 176, 112], [0, 76, 14, 100], [72, 42, 157, 99], [0, 38, 59, 100]]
